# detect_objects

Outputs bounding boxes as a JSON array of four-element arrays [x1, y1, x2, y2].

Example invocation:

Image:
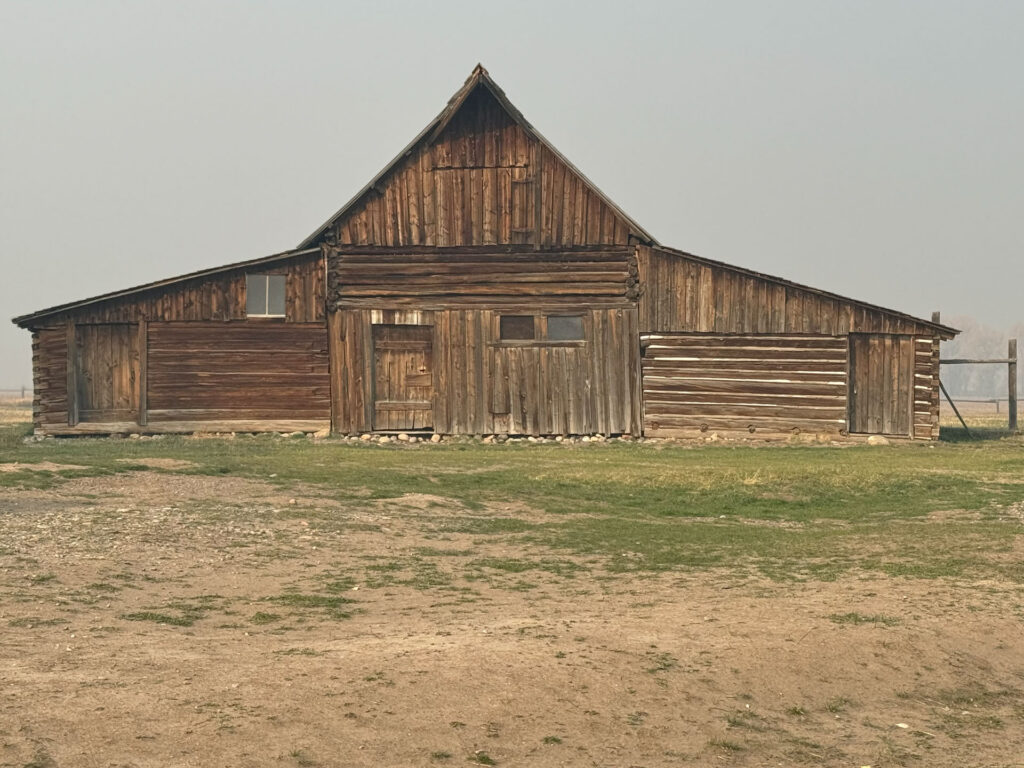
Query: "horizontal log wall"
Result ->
[[328, 87, 631, 248], [914, 338, 940, 440], [641, 334, 849, 437], [331, 308, 639, 435], [328, 246, 636, 309], [29, 252, 325, 327], [32, 329, 69, 430], [146, 323, 330, 422], [637, 246, 939, 336]]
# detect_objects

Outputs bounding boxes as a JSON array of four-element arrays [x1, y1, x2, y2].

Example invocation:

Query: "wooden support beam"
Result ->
[[939, 378, 971, 438], [1009, 339, 1018, 433]]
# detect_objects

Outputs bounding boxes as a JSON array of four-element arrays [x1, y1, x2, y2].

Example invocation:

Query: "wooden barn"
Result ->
[[12, 66, 957, 441]]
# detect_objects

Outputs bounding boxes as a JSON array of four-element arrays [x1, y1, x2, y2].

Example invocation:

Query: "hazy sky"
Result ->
[[2, 1, 1022, 387]]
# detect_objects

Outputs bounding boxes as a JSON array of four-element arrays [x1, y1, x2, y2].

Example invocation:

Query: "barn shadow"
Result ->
[[940, 425, 1021, 442]]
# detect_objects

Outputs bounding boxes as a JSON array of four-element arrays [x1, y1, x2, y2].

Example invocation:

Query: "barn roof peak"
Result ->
[[297, 65, 658, 249]]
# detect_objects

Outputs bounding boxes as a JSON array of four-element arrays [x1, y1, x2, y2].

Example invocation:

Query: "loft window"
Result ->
[[500, 315, 535, 341], [246, 274, 286, 317], [546, 315, 584, 341]]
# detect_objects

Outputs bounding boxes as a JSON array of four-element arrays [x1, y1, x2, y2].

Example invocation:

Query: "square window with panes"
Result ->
[[246, 274, 286, 317]]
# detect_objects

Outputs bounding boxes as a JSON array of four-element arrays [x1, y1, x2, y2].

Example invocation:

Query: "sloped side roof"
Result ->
[[297, 64, 658, 249], [12, 247, 319, 328], [653, 244, 958, 338]]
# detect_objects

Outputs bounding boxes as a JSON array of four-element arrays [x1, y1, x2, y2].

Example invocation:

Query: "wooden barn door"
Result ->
[[372, 325, 433, 431], [74, 324, 139, 423], [848, 334, 914, 436]]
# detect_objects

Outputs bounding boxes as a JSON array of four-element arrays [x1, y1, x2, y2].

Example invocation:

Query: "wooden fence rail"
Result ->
[[939, 338, 1018, 433]]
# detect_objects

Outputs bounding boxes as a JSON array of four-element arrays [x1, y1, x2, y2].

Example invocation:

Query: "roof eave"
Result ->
[[653, 245, 959, 339], [11, 246, 320, 329]]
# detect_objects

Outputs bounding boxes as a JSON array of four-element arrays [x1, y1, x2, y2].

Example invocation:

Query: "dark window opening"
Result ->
[[546, 315, 584, 341], [500, 315, 535, 341]]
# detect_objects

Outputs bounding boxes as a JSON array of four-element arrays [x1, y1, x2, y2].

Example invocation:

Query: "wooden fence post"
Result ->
[[1010, 339, 1018, 433]]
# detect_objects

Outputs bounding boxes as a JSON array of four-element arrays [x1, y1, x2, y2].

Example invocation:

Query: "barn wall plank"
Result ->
[[641, 334, 849, 438], [637, 246, 943, 337]]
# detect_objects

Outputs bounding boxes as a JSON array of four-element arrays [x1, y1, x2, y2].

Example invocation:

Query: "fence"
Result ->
[[938, 329, 1017, 436]]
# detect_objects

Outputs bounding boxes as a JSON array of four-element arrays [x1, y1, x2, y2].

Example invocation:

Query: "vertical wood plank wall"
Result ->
[[328, 88, 632, 248], [331, 308, 639, 436], [31, 253, 325, 326], [848, 334, 915, 436], [73, 324, 140, 422], [637, 246, 940, 337]]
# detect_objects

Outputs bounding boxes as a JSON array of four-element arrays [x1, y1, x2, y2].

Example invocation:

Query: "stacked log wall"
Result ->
[[914, 338, 941, 440], [31, 329, 69, 431], [641, 334, 849, 438], [328, 245, 637, 309], [145, 323, 330, 424]]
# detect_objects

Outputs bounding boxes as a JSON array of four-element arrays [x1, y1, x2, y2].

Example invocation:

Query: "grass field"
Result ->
[[1, 404, 1023, 767]]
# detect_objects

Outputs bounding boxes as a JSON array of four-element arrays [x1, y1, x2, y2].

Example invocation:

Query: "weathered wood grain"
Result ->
[[641, 334, 849, 437]]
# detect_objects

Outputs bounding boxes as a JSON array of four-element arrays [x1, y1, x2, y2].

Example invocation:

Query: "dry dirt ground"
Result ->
[[2, 468, 1023, 768]]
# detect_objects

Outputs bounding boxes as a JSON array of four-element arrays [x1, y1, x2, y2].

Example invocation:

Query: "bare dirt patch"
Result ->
[[0, 461, 87, 473], [2, 473, 1023, 768]]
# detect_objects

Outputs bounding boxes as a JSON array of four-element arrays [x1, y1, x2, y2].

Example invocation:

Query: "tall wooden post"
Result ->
[[1009, 338, 1018, 433]]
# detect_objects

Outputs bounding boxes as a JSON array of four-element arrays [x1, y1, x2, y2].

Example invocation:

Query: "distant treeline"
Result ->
[[941, 316, 1023, 398]]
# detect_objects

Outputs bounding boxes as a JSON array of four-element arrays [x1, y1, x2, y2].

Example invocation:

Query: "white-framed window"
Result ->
[[245, 274, 286, 317]]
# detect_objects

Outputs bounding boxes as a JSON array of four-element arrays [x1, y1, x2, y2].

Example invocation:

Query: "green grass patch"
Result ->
[[250, 611, 282, 625], [121, 611, 195, 627], [829, 612, 901, 626], [3, 423, 1024, 585]]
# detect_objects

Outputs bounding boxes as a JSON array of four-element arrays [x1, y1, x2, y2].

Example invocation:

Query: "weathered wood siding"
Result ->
[[30, 253, 325, 327], [330, 308, 640, 435], [328, 246, 636, 309], [848, 334, 916, 436], [32, 329, 69, 430], [913, 338, 941, 440], [371, 324, 434, 430], [146, 323, 330, 422], [74, 324, 140, 423], [641, 334, 849, 437], [327, 87, 632, 248], [637, 246, 939, 336]]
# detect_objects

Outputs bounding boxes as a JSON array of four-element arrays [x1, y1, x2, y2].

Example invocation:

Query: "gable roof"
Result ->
[[11, 247, 319, 329], [297, 64, 658, 249]]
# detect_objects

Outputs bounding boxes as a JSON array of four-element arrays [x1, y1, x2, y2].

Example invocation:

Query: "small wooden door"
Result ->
[[848, 334, 914, 436], [372, 325, 433, 431], [75, 324, 139, 423]]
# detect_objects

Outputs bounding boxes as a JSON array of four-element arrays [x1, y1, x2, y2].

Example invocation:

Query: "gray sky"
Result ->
[[2, 0, 1022, 387]]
